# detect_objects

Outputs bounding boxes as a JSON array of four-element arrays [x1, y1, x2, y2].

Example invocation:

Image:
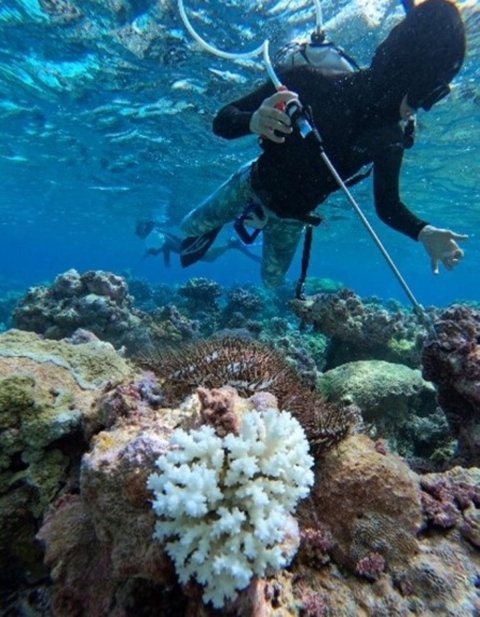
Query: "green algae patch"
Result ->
[[0, 374, 35, 427], [0, 329, 134, 459], [0, 328, 135, 510]]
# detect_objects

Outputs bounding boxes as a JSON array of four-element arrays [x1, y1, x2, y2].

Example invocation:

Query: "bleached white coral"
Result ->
[[147, 407, 314, 608]]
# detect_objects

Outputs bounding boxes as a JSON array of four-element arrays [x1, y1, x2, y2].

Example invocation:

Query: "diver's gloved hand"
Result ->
[[249, 90, 299, 144], [418, 224, 468, 274]]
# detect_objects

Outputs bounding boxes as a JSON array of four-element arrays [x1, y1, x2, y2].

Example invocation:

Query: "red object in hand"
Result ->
[[274, 85, 288, 110]]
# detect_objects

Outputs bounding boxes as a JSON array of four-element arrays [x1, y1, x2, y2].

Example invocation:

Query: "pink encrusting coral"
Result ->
[[355, 551, 386, 581]]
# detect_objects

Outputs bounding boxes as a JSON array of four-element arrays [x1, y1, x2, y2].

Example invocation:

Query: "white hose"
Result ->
[[178, 0, 264, 61], [178, 0, 324, 88], [312, 0, 324, 33]]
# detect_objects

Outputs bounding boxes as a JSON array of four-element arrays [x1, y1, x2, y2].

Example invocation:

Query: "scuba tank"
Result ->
[[276, 0, 413, 72], [274, 29, 360, 74]]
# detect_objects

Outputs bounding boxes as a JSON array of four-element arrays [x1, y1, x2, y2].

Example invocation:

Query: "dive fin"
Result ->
[[180, 227, 221, 267]]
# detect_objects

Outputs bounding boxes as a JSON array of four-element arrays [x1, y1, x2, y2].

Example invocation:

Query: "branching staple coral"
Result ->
[[147, 407, 314, 608]]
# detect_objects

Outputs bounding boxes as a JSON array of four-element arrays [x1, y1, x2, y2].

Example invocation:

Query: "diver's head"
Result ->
[[370, 0, 466, 113]]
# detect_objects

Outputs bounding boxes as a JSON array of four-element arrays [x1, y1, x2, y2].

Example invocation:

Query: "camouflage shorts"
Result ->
[[180, 161, 305, 288]]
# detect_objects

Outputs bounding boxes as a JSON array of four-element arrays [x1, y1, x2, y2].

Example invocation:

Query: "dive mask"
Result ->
[[408, 82, 451, 111]]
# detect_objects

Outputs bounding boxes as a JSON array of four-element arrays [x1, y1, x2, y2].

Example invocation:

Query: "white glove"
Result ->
[[418, 225, 468, 274]]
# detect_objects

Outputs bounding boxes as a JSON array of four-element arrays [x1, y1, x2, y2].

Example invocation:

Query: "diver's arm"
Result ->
[[213, 79, 277, 139], [163, 248, 171, 267], [163, 235, 182, 266], [227, 238, 262, 263], [236, 245, 262, 264], [202, 243, 262, 264], [373, 136, 467, 273], [213, 78, 297, 141], [372, 139, 428, 240]]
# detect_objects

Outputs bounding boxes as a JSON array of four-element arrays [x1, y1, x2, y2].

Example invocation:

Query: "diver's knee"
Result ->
[[180, 209, 207, 236]]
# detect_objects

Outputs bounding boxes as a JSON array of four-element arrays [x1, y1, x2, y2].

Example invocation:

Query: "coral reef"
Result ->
[[220, 286, 265, 327], [289, 288, 427, 369], [420, 466, 480, 542], [39, 0, 82, 23], [355, 551, 386, 581], [177, 277, 223, 314], [274, 330, 328, 388], [13, 269, 199, 354], [142, 304, 200, 347], [306, 434, 423, 572], [126, 277, 176, 312], [3, 285, 480, 615], [13, 268, 138, 343], [0, 329, 132, 605], [0, 288, 23, 332], [292, 435, 480, 616], [422, 304, 480, 467], [317, 360, 447, 464], [35, 399, 480, 616]]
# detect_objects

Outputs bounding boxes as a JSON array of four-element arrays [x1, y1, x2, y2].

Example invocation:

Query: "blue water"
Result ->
[[0, 0, 479, 308]]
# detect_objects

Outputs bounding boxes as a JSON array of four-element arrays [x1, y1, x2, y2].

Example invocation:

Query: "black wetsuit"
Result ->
[[213, 65, 429, 241]]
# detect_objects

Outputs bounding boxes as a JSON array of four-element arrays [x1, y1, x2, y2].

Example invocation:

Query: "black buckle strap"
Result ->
[[234, 201, 265, 244], [295, 225, 314, 300]]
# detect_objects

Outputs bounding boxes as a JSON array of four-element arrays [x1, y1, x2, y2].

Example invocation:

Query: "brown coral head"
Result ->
[[197, 386, 240, 437]]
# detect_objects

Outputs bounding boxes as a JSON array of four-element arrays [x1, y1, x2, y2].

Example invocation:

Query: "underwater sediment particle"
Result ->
[[139, 337, 357, 454]]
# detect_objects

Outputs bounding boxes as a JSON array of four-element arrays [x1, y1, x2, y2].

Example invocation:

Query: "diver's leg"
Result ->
[[261, 217, 305, 288], [181, 162, 253, 236]]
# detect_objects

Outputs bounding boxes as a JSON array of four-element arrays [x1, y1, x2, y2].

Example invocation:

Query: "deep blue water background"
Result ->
[[0, 0, 479, 309]]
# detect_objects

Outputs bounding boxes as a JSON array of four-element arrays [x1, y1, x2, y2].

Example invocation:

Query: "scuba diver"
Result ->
[[135, 220, 261, 266], [180, 0, 467, 289]]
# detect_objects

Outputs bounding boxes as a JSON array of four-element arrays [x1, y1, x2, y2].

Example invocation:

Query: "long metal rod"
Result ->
[[317, 148, 435, 334]]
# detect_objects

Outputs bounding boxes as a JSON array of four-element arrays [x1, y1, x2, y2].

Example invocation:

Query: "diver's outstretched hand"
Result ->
[[418, 224, 468, 274], [249, 90, 299, 143]]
